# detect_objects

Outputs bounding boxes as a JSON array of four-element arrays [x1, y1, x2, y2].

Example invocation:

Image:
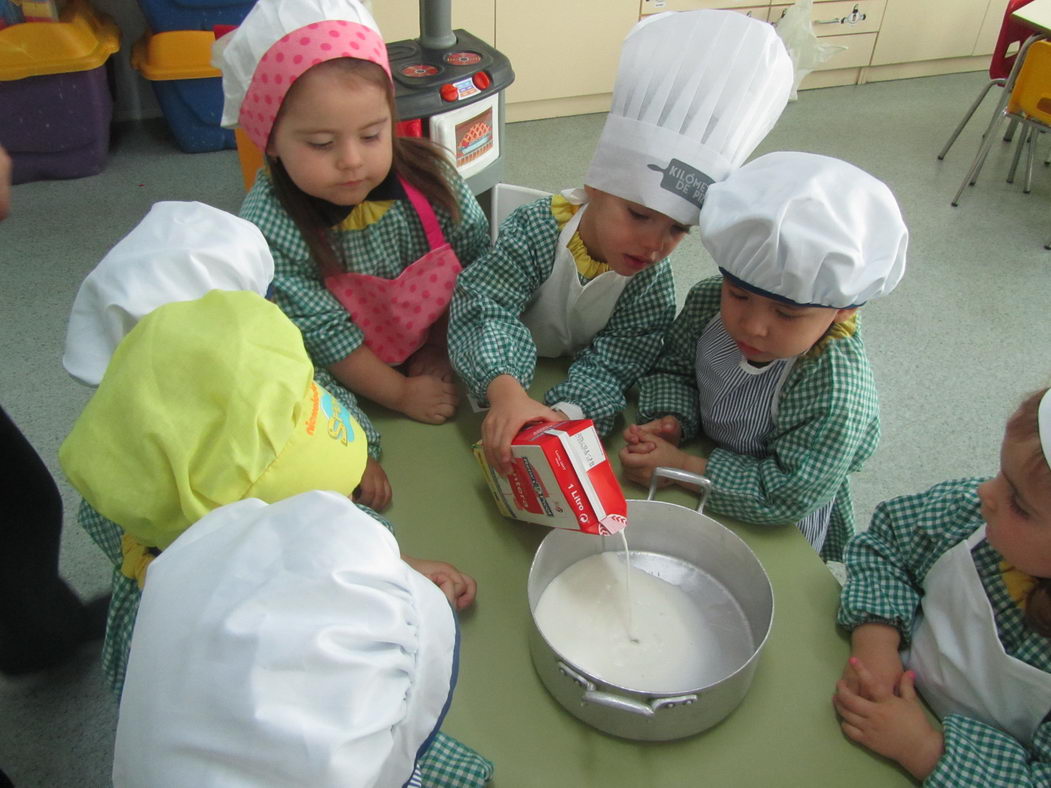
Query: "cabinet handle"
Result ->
[[815, 4, 866, 26]]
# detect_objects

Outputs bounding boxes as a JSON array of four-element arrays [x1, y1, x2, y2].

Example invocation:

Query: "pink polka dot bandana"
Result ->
[[239, 20, 391, 152]]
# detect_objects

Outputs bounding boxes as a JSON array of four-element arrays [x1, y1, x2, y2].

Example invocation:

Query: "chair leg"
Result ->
[[953, 112, 1010, 206], [938, 78, 1002, 160], [1004, 116, 1020, 143], [1008, 126, 1028, 183], [1025, 126, 1037, 193]]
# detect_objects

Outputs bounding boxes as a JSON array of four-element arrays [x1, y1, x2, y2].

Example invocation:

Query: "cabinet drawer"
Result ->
[[813, 31, 877, 69], [640, 0, 771, 14], [770, 0, 884, 35]]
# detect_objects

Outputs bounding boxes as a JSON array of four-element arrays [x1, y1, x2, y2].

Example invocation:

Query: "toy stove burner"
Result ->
[[401, 63, 441, 77], [445, 51, 481, 66]]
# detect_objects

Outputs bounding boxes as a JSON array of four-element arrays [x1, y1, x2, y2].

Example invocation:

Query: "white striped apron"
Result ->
[[695, 315, 834, 552]]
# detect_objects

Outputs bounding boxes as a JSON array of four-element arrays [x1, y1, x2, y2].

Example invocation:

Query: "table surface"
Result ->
[[1014, 0, 1051, 35], [367, 360, 917, 786]]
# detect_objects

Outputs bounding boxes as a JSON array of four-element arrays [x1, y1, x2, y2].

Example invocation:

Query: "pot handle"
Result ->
[[558, 662, 699, 716], [649, 467, 712, 514]]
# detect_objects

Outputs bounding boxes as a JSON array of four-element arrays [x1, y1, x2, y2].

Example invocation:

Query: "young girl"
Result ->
[[834, 387, 1051, 785], [216, 0, 490, 507], [621, 151, 908, 561], [448, 9, 793, 477]]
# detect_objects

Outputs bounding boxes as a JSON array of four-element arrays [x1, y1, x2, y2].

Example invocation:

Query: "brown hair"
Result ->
[[1005, 387, 1051, 637], [266, 58, 460, 276]]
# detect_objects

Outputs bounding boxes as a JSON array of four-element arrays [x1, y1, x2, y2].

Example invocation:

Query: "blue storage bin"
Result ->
[[137, 0, 256, 32], [131, 30, 235, 153]]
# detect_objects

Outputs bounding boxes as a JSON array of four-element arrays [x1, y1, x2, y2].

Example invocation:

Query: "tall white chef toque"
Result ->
[[113, 491, 458, 788], [62, 201, 274, 387], [584, 9, 794, 227], [700, 151, 908, 309]]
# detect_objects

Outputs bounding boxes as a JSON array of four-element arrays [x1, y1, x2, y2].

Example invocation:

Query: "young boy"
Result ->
[[448, 9, 793, 476], [834, 388, 1051, 785], [621, 151, 908, 561]]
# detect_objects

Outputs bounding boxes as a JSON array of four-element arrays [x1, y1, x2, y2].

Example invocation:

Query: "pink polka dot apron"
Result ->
[[323, 178, 462, 365]]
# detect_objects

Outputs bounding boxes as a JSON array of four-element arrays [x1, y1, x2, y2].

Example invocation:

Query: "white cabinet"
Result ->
[[871, 0, 1004, 65], [770, 0, 884, 74], [495, 0, 639, 118]]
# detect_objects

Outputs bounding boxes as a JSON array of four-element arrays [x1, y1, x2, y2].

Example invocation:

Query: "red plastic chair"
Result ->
[[938, 0, 1036, 160]]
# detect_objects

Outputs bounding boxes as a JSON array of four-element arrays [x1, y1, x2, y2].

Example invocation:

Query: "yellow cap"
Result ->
[[60, 290, 367, 549]]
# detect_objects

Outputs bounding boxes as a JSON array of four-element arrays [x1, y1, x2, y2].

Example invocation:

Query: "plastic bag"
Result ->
[[774, 0, 848, 100]]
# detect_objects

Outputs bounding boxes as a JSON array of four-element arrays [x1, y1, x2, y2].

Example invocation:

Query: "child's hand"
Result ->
[[482, 376, 562, 476], [405, 343, 454, 382], [352, 456, 392, 511], [403, 556, 477, 611], [843, 622, 904, 699], [624, 416, 683, 447], [398, 374, 459, 424], [618, 433, 705, 487], [834, 660, 943, 780]]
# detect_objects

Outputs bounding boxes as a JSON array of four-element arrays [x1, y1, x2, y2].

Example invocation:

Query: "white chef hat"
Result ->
[[700, 151, 908, 309], [213, 0, 390, 152], [585, 10, 793, 227], [113, 491, 457, 788], [63, 201, 274, 387]]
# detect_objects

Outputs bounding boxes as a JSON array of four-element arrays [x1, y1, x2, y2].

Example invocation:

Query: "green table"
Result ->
[[369, 360, 915, 786]]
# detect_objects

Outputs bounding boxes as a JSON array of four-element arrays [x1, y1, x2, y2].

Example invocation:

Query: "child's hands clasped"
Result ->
[[403, 556, 477, 611], [619, 416, 709, 487], [834, 657, 944, 781], [398, 374, 459, 424], [405, 343, 455, 383]]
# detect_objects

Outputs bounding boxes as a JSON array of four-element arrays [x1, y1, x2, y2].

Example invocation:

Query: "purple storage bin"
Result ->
[[2, 65, 113, 184], [136, 0, 257, 32]]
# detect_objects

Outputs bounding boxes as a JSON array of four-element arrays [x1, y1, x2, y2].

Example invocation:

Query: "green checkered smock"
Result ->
[[447, 195, 676, 436], [79, 499, 494, 786], [241, 168, 490, 458], [837, 479, 1051, 787], [636, 276, 880, 561]]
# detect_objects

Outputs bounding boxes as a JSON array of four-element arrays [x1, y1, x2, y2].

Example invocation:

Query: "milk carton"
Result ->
[[474, 419, 627, 535]]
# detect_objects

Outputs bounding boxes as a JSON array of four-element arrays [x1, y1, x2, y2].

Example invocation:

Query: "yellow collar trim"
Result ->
[[1000, 560, 1037, 610], [334, 200, 395, 231], [804, 312, 858, 359], [551, 193, 611, 280]]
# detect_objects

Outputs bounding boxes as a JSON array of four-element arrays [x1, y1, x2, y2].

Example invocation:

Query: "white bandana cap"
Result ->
[[1040, 388, 1051, 471], [63, 201, 274, 387], [700, 151, 908, 309], [585, 10, 793, 226], [113, 491, 457, 788], [213, 0, 389, 151]]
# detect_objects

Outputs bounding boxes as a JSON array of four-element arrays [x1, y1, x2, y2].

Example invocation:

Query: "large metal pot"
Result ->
[[527, 468, 774, 741]]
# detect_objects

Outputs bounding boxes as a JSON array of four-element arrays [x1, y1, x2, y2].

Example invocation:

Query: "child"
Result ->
[[621, 151, 908, 561], [448, 10, 793, 476], [60, 291, 476, 698], [61, 200, 388, 511], [217, 0, 490, 489], [115, 491, 489, 787], [834, 388, 1051, 785]]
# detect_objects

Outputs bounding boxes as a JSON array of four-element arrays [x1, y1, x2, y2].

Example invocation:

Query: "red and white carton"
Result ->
[[474, 419, 628, 535]]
